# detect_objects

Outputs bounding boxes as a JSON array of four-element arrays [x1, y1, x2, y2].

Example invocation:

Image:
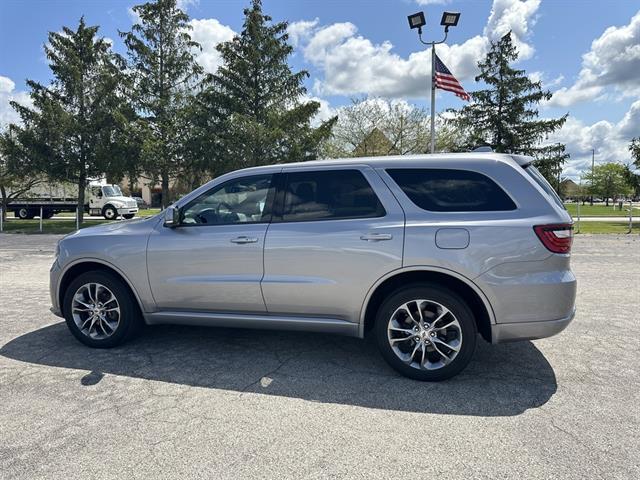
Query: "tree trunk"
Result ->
[[161, 172, 169, 210], [0, 185, 7, 222], [77, 172, 86, 225]]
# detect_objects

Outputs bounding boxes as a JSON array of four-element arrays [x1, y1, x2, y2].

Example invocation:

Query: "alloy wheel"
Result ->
[[71, 282, 121, 340], [387, 299, 462, 371]]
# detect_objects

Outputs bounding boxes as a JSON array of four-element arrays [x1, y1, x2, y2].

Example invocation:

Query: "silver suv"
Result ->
[[50, 154, 576, 381]]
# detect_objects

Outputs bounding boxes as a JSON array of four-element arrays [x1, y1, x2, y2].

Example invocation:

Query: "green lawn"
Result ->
[[2, 213, 636, 235], [564, 203, 637, 217], [54, 208, 161, 218], [1, 208, 161, 234], [575, 221, 639, 234], [0, 219, 108, 234]]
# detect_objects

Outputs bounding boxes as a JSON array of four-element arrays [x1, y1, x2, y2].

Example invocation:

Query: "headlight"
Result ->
[[111, 202, 124, 208]]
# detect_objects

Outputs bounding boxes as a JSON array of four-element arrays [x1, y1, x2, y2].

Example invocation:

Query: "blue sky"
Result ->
[[1, 0, 639, 178]]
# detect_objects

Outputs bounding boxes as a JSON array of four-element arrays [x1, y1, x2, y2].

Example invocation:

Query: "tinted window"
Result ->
[[279, 170, 385, 222], [387, 168, 516, 212], [525, 165, 565, 209], [182, 174, 273, 225]]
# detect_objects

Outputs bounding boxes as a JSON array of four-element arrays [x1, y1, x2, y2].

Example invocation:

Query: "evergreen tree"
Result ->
[[121, 0, 202, 208], [201, 0, 335, 173], [450, 32, 568, 176], [630, 137, 640, 168], [533, 143, 570, 194], [7, 17, 126, 223]]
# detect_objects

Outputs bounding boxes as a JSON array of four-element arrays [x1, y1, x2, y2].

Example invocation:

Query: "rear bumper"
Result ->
[[491, 307, 575, 343]]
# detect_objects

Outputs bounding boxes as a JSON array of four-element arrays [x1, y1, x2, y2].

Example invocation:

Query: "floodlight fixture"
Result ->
[[440, 11, 460, 30], [407, 12, 426, 31]]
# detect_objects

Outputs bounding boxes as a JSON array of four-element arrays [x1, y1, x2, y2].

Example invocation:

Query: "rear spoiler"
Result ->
[[510, 154, 533, 168]]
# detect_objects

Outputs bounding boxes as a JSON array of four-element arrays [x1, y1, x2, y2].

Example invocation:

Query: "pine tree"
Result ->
[[533, 143, 570, 194], [121, 0, 202, 208], [201, 0, 335, 173], [451, 32, 568, 178], [7, 17, 126, 223], [630, 138, 640, 168]]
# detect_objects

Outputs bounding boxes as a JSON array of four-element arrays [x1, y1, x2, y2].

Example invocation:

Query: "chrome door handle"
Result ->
[[230, 236, 259, 244], [360, 233, 393, 242]]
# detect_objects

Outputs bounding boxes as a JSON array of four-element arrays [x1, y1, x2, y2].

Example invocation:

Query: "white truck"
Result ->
[[9, 179, 139, 220]]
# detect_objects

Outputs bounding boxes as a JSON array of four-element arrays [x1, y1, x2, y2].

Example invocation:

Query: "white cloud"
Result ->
[[548, 99, 640, 178], [484, 0, 540, 60], [177, 0, 198, 10], [287, 19, 319, 48], [301, 95, 336, 127], [188, 18, 236, 74], [549, 10, 640, 108], [0, 76, 15, 94], [0, 75, 32, 129], [297, 0, 541, 98], [529, 71, 564, 89]]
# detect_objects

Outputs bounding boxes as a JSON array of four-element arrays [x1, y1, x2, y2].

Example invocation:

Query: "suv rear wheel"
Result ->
[[63, 270, 141, 348], [375, 284, 477, 381]]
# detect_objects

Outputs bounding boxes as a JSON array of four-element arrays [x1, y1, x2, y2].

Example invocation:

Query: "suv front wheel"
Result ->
[[63, 270, 141, 348], [375, 284, 477, 381]]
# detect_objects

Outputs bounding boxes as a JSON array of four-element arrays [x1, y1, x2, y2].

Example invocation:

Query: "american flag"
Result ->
[[434, 54, 470, 101]]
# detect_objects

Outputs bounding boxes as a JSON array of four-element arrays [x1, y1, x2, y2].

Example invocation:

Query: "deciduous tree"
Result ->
[[583, 163, 632, 206], [320, 98, 459, 158]]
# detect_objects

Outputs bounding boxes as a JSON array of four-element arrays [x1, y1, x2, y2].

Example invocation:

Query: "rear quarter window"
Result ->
[[524, 165, 565, 210], [386, 168, 517, 212]]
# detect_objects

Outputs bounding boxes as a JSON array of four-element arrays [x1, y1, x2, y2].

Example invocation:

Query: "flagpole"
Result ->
[[418, 29, 447, 154], [430, 42, 436, 154]]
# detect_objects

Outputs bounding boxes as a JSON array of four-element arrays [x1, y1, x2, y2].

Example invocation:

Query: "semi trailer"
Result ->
[[8, 180, 139, 220]]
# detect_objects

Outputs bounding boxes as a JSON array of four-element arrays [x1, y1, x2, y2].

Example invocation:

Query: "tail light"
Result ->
[[533, 223, 573, 254]]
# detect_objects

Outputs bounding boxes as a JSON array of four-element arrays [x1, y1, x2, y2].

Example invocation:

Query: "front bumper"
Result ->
[[117, 207, 139, 215], [49, 259, 63, 317], [491, 307, 575, 343]]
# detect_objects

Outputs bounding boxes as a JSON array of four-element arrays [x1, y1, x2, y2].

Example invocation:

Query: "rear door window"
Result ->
[[387, 168, 516, 212], [277, 169, 386, 222]]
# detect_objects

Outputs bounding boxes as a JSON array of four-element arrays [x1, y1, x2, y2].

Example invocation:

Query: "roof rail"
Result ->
[[472, 146, 493, 152]]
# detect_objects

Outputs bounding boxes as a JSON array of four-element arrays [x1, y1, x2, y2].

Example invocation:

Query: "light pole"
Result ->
[[590, 148, 595, 205], [408, 10, 460, 153]]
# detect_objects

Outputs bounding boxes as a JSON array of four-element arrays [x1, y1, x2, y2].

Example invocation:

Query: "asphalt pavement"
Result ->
[[0, 233, 638, 479]]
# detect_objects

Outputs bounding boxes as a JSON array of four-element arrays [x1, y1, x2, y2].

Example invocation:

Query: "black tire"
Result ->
[[102, 205, 118, 220], [122, 214, 135, 219], [374, 283, 477, 381], [16, 208, 33, 220], [62, 270, 142, 348]]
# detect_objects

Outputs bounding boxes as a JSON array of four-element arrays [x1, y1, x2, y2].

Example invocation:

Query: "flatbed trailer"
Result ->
[[9, 198, 79, 219]]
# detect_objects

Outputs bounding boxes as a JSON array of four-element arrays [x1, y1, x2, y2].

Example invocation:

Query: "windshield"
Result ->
[[102, 185, 123, 197]]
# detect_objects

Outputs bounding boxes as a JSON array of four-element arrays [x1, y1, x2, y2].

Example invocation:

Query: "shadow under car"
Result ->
[[0, 322, 557, 416]]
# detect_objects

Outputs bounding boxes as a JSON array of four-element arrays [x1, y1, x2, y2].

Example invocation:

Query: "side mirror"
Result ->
[[163, 206, 180, 228]]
